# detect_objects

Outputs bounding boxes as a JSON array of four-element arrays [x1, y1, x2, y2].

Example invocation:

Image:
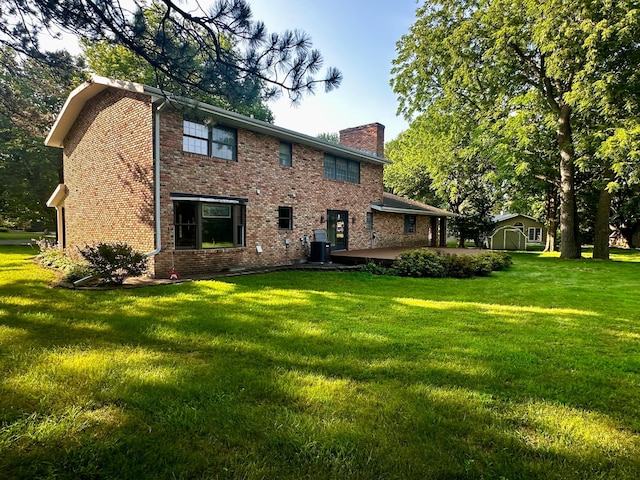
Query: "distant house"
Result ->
[[488, 214, 546, 250], [45, 76, 456, 277]]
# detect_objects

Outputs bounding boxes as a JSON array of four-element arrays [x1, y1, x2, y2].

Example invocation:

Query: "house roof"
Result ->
[[491, 213, 541, 223], [371, 192, 457, 217], [45, 76, 391, 166]]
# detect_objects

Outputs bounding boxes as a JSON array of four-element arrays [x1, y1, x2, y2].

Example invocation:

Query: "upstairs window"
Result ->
[[212, 125, 237, 161], [183, 120, 237, 161], [183, 121, 209, 155], [323, 154, 360, 184], [279, 142, 292, 167]]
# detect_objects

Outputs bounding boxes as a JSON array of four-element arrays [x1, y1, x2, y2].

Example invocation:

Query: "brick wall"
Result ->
[[153, 107, 386, 277], [62, 88, 436, 278], [339, 123, 385, 157], [62, 89, 156, 273], [372, 212, 434, 248]]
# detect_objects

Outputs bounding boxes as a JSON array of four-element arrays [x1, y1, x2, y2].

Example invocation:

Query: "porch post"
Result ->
[[439, 217, 447, 247], [430, 217, 438, 247]]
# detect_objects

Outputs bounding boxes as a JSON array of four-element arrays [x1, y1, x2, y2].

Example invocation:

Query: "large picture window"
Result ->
[[323, 154, 360, 184], [174, 200, 245, 249], [183, 120, 237, 161]]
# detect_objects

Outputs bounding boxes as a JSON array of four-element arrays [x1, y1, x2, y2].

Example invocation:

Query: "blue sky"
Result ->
[[52, 0, 419, 142], [249, 0, 419, 142]]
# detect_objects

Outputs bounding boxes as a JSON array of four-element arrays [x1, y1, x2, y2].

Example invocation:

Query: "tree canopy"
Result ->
[[391, 0, 640, 259], [1, 0, 342, 104]]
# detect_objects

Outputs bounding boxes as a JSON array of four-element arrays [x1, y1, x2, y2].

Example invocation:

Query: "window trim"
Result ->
[[278, 206, 293, 230], [528, 227, 542, 242], [182, 120, 238, 161], [173, 199, 246, 250], [323, 154, 360, 184], [279, 141, 292, 167], [404, 214, 417, 234]]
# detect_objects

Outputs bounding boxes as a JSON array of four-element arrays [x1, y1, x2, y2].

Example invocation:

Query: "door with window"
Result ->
[[327, 210, 348, 251]]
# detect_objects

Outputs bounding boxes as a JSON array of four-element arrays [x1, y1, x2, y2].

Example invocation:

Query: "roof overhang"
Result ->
[[45, 76, 391, 166], [45, 77, 163, 148], [46, 184, 68, 208], [371, 203, 457, 217]]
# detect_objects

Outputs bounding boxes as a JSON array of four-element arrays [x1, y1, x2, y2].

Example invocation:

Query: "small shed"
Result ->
[[489, 213, 546, 250]]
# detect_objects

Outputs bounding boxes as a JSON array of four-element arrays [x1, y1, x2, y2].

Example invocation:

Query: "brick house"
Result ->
[[45, 77, 454, 277]]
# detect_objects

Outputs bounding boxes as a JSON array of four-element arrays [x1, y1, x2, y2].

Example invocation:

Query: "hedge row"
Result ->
[[360, 250, 512, 278]]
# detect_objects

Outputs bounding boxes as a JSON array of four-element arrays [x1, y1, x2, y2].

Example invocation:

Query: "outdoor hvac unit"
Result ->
[[310, 229, 332, 263]]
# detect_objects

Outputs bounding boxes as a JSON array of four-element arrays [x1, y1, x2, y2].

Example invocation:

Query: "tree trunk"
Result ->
[[544, 186, 559, 252], [557, 105, 581, 258], [593, 171, 613, 260]]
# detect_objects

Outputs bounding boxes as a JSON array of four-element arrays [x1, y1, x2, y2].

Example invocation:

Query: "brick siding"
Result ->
[[62, 88, 435, 278], [62, 89, 156, 273]]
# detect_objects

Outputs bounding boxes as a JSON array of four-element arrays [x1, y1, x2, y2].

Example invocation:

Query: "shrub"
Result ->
[[79, 242, 148, 285], [474, 251, 512, 271], [33, 238, 92, 282], [0, 226, 8, 233], [439, 253, 476, 278], [359, 262, 390, 275], [391, 250, 446, 278]]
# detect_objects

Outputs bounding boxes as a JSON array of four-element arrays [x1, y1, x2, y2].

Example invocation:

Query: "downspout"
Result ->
[[146, 99, 169, 259]]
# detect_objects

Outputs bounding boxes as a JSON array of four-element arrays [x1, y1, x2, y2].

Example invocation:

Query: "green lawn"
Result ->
[[1, 245, 639, 479], [0, 231, 54, 241]]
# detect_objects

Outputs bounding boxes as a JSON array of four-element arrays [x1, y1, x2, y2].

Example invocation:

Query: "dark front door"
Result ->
[[327, 210, 348, 251]]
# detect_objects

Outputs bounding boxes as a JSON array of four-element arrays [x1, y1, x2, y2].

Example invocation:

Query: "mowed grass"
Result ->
[[1, 245, 639, 479]]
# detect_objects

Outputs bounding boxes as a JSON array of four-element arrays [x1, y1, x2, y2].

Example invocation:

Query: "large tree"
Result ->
[[392, 0, 640, 259], [0, 48, 86, 228], [81, 2, 274, 121], [0, 0, 342, 103], [385, 103, 499, 247]]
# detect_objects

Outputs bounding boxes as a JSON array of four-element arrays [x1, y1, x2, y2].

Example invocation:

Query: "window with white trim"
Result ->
[[528, 227, 542, 242]]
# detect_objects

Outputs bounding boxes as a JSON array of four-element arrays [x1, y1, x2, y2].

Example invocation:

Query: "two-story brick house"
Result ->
[[45, 77, 454, 277]]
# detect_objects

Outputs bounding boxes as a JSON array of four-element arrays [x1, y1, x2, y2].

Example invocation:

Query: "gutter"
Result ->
[[146, 99, 168, 258]]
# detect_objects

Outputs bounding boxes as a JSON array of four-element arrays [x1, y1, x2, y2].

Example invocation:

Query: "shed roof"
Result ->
[[491, 213, 541, 223], [45, 76, 391, 166]]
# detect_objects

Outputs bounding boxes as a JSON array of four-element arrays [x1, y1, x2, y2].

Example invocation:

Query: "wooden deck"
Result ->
[[329, 246, 485, 265]]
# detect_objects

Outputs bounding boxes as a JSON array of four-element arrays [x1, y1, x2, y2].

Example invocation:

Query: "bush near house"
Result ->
[[79, 242, 148, 285], [363, 249, 512, 278]]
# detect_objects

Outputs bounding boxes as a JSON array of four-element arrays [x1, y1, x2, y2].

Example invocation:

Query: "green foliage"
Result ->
[[473, 251, 512, 271], [438, 253, 477, 278], [389, 249, 512, 278], [0, 48, 86, 228], [33, 238, 92, 282], [79, 242, 148, 285], [391, 250, 447, 278], [358, 261, 389, 275], [0, 226, 8, 232]]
